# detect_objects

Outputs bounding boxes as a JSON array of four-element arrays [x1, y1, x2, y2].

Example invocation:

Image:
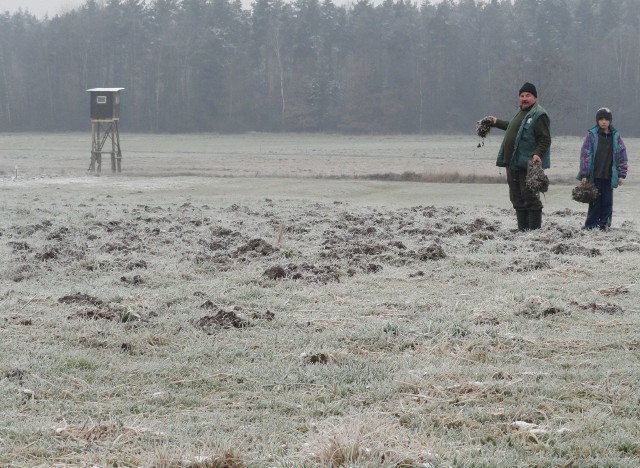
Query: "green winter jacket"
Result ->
[[495, 103, 551, 170]]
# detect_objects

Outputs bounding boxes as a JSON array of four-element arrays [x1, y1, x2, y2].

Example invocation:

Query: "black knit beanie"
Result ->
[[596, 107, 612, 122], [518, 82, 537, 97]]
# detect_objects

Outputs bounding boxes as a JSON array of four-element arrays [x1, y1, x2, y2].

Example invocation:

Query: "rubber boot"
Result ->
[[516, 210, 528, 231], [528, 210, 542, 230]]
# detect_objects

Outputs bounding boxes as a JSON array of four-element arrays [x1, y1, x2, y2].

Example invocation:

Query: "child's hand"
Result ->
[[619, 178, 625, 186]]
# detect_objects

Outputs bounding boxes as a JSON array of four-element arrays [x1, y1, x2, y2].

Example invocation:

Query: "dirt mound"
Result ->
[[58, 293, 104, 306], [417, 244, 446, 261], [551, 243, 600, 257], [264, 265, 286, 280], [264, 263, 342, 283], [235, 238, 277, 256], [196, 310, 249, 330], [572, 301, 623, 315], [196, 302, 274, 332]]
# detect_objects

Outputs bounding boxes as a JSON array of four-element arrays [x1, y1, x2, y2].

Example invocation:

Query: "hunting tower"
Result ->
[[87, 88, 124, 173]]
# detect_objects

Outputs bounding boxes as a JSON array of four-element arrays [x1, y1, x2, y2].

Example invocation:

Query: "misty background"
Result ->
[[2, 0, 84, 18], [0, 0, 638, 136]]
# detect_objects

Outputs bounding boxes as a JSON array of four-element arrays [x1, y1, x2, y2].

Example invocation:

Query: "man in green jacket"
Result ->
[[489, 82, 551, 230]]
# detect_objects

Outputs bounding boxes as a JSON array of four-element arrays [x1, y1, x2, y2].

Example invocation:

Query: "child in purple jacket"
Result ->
[[577, 107, 628, 230]]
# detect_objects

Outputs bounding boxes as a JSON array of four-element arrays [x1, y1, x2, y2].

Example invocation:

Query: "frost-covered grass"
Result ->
[[0, 134, 638, 466]]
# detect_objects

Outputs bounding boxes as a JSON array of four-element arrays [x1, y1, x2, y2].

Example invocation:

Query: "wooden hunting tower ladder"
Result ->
[[87, 88, 124, 173]]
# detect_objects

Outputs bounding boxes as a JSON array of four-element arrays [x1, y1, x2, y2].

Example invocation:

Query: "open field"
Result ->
[[0, 132, 621, 179], [1, 133, 639, 467]]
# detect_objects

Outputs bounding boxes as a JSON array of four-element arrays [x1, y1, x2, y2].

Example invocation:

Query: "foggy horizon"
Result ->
[[3, 0, 447, 19], [1, 0, 637, 136]]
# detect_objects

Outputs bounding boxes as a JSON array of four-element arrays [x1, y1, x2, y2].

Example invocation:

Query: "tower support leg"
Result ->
[[89, 120, 123, 174]]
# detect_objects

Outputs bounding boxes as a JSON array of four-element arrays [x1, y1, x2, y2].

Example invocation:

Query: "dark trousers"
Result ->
[[507, 168, 543, 212], [585, 178, 613, 229]]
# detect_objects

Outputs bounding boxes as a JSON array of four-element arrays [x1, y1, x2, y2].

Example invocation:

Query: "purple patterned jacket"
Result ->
[[577, 125, 628, 188]]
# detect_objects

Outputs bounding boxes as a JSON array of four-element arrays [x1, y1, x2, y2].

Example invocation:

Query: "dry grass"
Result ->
[[358, 171, 506, 184], [357, 170, 576, 186], [0, 134, 639, 467]]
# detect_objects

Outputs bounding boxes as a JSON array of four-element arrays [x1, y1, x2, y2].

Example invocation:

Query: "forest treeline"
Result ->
[[1, 0, 639, 135]]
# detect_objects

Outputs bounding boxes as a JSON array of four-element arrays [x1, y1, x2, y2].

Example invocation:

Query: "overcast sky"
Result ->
[[2, 0, 444, 19], [1, 0, 85, 17]]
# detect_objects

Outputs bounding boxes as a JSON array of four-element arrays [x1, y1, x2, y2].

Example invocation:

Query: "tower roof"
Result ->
[[86, 88, 125, 92]]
